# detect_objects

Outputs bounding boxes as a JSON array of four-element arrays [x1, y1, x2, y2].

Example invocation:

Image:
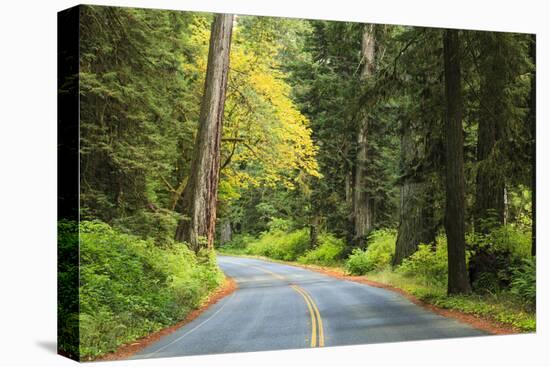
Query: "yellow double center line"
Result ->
[[247, 264, 325, 347], [291, 285, 325, 347]]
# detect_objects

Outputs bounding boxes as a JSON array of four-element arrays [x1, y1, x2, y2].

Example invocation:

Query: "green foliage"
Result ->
[[510, 257, 536, 309], [57, 220, 80, 359], [508, 187, 533, 230], [367, 269, 535, 332], [79, 6, 200, 221], [298, 233, 346, 266], [218, 233, 257, 253], [220, 227, 346, 266], [246, 228, 310, 261], [345, 230, 396, 275], [467, 224, 532, 292], [113, 209, 180, 246], [426, 294, 535, 332], [289, 22, 402, 238], [267, 217, 296, 232], [396, 237, 448, 286], [76, 221, 223, 359], [476, 224, 532, 260]]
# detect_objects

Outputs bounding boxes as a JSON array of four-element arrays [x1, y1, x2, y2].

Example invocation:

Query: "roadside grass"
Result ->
[[366, 268, 536, 332]]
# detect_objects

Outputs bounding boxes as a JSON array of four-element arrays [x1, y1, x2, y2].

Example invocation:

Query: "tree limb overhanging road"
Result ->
[[131, 256, 486, 359]]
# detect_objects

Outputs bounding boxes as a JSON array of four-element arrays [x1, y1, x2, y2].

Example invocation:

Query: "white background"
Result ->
[[0, 0, 547, 366]]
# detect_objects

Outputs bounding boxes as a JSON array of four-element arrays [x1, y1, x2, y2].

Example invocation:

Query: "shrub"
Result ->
[[267, 217, 295, 232], [467, 224, 532, 292], [396, 236, 448, 286], [486, 225, 531, 260], [74, 221, 223, 359], [298, 233, 345, 266], [246, 228, 309, 261], [218, 233, 256, 252], [345, 229, 396, 275], [113, 209, 180, 246], [58, 220, 80, 359], [510, 257, 536, 309], [345, 249, 370, 275]]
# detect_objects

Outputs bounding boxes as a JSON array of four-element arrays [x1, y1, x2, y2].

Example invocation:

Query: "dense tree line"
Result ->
[[78, 5, 534, 297]]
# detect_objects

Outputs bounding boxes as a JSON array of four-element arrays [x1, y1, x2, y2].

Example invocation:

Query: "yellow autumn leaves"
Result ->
[[184, 15, 320, 202]]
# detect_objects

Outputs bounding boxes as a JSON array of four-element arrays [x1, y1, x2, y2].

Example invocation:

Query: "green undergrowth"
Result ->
[[59, 220, 224, 360], [367, 269, 535, 332], [297, 233, 346, 266], [219, 229, 346, 266], [345, 229, 396, 274]]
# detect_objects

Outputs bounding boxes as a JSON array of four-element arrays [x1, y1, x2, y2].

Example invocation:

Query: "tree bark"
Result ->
[[474, 33, 506, 230], [353, 24, 375, 246], [175, 14, 234, 251], [443, 29, 471, 295], [220, 220, 232, 244], [393, 120, 435, 266], [309, 214, 320, 248], [345, 170, 353, 205]]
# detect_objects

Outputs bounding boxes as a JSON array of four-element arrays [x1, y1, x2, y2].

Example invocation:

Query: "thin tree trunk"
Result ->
[[353, 24, 375, 245], [309, 214, 320, 248], [175, 14, 234, 251], [443, 29, 471, 295], [220, 220, 232, 244]]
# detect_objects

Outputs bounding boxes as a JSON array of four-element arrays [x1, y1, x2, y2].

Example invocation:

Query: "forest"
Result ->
[[58, 5, 535, 360]]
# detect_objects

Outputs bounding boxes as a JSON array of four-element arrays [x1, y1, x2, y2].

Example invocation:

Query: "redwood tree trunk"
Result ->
[[175, 14, 234, 251], [353, 24, 375, 245], [475, 33, 506, 230], [393, 120, 435, 266], [443, 29, 471, 295]]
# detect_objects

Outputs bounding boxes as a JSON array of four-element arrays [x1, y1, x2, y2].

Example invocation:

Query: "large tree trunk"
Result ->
[[474, 33, 506, 230], [353, 24, 375, 246], [443, 29, 471, 295], [393, 120, 435, 266], [175, 14, 234, 251]]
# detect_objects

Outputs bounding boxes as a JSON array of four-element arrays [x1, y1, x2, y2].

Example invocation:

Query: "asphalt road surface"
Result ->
[[132, 255, 486, 359]]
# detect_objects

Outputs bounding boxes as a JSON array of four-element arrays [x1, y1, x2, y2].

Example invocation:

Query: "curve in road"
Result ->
[[131, 255, 486, 360]]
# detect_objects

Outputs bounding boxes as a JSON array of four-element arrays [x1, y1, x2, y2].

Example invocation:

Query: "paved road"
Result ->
[[132, 256, 486, 359]]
